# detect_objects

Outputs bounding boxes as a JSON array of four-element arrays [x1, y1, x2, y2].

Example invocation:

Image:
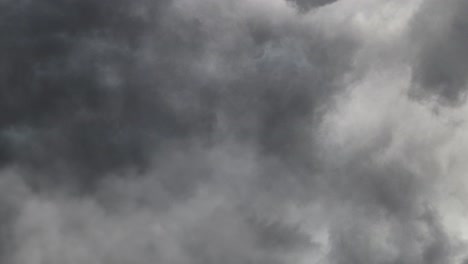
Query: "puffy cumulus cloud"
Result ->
[[0, 0, 468, 264]]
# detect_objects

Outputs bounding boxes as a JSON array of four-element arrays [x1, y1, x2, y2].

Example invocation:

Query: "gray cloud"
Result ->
[[409, 0, 468, 105], [286, 0, 339, 12], [0, 0, 466, 264]]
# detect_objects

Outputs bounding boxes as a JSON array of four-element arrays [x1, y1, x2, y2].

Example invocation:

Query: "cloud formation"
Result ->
[[410, 0, 468, 105], [0, 0, 467, 263]]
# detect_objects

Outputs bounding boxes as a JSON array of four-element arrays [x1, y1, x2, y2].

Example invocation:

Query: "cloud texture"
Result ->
[[0, 0, 467, 263]]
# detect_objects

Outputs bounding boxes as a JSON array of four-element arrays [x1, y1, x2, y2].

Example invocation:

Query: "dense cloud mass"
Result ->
[[410, 0, 468, 105], [0, 0, 467, 263]]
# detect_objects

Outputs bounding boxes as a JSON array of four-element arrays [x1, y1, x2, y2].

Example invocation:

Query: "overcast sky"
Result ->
[[0, 0, 467, 263]]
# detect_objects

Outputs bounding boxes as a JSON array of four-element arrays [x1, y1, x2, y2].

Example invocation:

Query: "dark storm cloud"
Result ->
[[287, 0, 339, 12], [0, 0, 169, 186], [0, 0, 356, 191], [410, 0, 468, 105], [0, 0, 358, 263], [0, 0, 465, 263]]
